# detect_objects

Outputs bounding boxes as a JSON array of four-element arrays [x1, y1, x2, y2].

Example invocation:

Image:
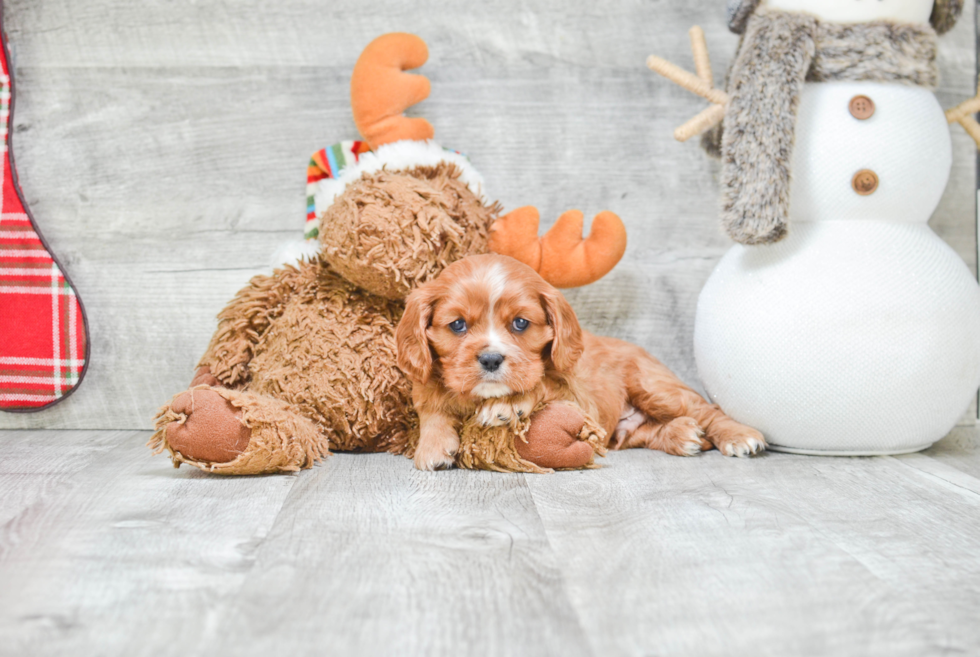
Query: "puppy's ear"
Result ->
[[396, 286, 436, 384], [542, 288, 583, 373]]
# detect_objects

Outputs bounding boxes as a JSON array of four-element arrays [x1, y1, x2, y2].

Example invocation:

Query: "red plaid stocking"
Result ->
[[0, 12, 89, 411]]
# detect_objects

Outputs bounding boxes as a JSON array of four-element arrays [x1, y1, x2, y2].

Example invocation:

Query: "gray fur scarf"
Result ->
[[711, 8, 943, 245]]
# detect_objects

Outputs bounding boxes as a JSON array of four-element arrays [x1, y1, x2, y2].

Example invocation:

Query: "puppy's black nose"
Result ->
[[478, 353, 504, 372]]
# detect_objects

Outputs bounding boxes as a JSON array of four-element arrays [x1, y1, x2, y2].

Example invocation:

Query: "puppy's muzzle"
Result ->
[[478, 352, 504, 373]]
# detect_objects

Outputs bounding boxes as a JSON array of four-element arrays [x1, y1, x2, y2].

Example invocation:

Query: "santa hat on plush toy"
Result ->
[[280, 33, 627, 290]]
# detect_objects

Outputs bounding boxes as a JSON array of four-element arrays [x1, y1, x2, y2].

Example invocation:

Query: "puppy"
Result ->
[[396, 253, 765, 470]]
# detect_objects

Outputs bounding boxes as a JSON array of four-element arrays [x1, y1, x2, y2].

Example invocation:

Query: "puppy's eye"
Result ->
[[449, 319, 467, 334], [512, 317, 530, 332]]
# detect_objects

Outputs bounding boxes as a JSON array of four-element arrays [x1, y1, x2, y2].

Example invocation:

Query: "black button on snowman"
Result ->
[[650, 0, 980, 454]]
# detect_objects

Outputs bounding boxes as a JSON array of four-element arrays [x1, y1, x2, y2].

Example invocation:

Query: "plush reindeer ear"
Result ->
[[727, 0, 761, 34], [396, 286, 436, 384], [931, 0, 963, 35], [541, 288, 584, 373]]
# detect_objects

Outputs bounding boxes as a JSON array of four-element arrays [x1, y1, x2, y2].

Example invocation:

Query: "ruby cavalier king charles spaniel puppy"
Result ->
[[396, 253, 765, 470]]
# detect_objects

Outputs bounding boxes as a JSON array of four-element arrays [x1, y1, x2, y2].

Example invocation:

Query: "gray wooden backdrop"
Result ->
[[0, 0, 976, 430]]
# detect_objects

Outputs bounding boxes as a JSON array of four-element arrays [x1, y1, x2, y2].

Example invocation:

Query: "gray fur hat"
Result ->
[[727, 0, 962, 35]]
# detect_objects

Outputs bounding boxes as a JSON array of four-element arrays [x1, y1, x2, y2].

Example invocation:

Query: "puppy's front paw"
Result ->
[[477, 400, 529, 427], [512, 398, 534, 422], [715, 425, 766, 458], [414, 436, 459, 471]]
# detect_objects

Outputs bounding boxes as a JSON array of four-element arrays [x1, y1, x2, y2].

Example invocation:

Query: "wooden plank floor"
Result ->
[[2, 428, 979, 657]]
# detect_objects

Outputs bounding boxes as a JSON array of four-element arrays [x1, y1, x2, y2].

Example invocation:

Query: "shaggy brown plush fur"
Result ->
[[244, 260, 417, 454], [198, 258, 322, 388], [188, 256, 418, 454], [320, 163, 497, 300], [717, 9, 940, 244]]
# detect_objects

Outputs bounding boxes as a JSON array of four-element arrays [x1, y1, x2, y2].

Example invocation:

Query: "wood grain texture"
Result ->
[[2, 428, 980, 656], [0, 0, 974, 429], [204, 453, 590, 657], [0, 430, 298, 657], [525, 443, 980, 657]]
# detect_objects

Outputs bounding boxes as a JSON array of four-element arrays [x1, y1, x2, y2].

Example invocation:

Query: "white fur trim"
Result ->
[[313, 139, 487, 216], [270, 239, 321, 270]]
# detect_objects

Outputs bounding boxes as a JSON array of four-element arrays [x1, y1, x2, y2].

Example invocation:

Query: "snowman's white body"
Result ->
[[694, 1, 980, 454]]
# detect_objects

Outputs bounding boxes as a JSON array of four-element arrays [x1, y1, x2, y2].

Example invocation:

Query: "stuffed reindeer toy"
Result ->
[[149, 33, 627, 475]]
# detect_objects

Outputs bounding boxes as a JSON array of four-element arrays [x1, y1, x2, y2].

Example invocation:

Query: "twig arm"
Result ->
[[674, 104, 726, 142], [945, 74, 980, 149], [689, 26, 713, 85], [646, 26, 729, 142], [957, 116, 980, 148], [646, 55, 728, 105]]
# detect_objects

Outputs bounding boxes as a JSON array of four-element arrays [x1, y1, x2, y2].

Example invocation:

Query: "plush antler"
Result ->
[[646, 26, 730, 142], [351, 33, 435, 150], [489, 207, 627, 289], [946, 75, 980, 149]]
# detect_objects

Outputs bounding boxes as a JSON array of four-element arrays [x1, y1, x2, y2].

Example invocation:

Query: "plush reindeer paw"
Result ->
[[149, 387, 330, 475], [189, 365, 220, 388], [516, 402, 602, 470], [164, 388, 251, 463]]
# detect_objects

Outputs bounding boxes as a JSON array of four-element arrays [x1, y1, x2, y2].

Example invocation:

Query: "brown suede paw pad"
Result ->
[[165, 389, 251, 463]]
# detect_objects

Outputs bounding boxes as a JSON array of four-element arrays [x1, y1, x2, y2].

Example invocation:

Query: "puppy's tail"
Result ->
[[351, 33, 434, 150], [489, 207, 627, 288]]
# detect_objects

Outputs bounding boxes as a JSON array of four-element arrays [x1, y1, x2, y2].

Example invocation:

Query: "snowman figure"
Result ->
[[649, 0, 980, 454]]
